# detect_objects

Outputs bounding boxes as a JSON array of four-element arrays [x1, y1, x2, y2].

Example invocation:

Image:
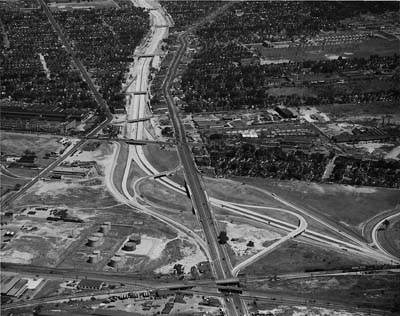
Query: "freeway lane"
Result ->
[[160, 11, 245, 315]]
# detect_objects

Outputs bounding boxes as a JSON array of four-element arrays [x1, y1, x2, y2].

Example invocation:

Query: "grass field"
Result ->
[[243, 240, 374, 276], [256, 37, 399, 62], [205, 177, 286, 209], [377, 216, 400, 257], [138, 178, 192, 212], [252, 274, 400, 312], [236, 177, 400, 239], [1, 132, 64, 157], [142, 144, 179, 172], [317, 102, 400, 120], [112, 142, 129, 196]]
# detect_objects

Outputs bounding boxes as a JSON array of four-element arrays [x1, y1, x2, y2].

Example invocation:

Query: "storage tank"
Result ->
[[109, 256, 122, 268], [87, 236, 100, 247], [99, 224, 110, 235], [88, 254, 99, 264], [93, 232, 104, 239], [92, 250, 101, 257], [129, 233, 141, 245], [123, 242, 136, 252]]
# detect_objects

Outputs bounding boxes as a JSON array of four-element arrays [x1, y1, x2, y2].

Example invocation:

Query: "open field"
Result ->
[[317, 102, 400, 121], [0, 132, 68, 197], [242, 240, 374, 276], [112, 142, 129, 196], [12, 179, 118, 209], [256, 37, 399, 62], [236, 177, 400, 239], [142, 144, 179, 172], [205, 177, 286, 209], [1, 132, 64, 158], [137, 177, 202, 232], [377, 216, 400, 257], [138, 178, 192, 212], [251, 274, 400, 312], [127, 159, 149, 198]]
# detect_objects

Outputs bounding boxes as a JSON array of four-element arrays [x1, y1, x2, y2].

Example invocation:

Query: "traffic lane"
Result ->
[[178, 144, 231, 279]]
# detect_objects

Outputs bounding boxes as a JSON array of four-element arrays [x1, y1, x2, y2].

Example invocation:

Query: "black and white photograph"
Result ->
[[0, 0, 399, 315]]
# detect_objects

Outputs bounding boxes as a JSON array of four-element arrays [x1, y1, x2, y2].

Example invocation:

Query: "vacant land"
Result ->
[[205, 177, 286, 209], [237, 177, 400, 238], [0, 132, 67, 197], [142, 144, 179, 172], [256, 37, 399, 62], [243, 240, 374, 275], [138, 178, 191, 212], [0, 216, 90, 266], [377, 215, 400, 257], [1, 132, 64, 158], [317, 102, 400, 121], [137, 178, 201, 232], [112, 142, 129, 196], [13, 179, 118, 209], [217, 217, 282, 265], [252, 274, 400, 312]]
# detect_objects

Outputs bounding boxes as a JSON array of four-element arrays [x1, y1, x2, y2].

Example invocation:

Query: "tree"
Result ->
[[383, 219, 390, 229], [247, 240, 254, 247], [217, 231, 229, 244]]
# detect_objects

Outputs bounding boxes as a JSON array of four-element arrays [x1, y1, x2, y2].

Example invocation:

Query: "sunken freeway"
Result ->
[[161, 21, 244, 316]]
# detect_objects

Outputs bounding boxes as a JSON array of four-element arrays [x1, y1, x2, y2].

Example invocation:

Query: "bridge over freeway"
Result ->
[[84, 137, 176, 146], [112, 116, 153, 124]]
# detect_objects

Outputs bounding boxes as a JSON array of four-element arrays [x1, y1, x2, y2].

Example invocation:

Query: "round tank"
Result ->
[[109, 256, 122, 268], [129, 233, 141, 244], [88, 254, 98, 264], [87, 236, 100, 247], [93, 232, 104, 239], [123, 242, 136, 251], [99, 224, 110, 234]]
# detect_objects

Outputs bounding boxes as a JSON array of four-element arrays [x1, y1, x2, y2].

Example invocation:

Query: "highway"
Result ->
[[2, 1, 398, 316], [158, 7, 247, 316]]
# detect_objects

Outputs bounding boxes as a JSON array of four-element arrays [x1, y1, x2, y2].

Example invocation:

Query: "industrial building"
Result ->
[[77, 279, 104, 290], [1, 276, 28, 298]]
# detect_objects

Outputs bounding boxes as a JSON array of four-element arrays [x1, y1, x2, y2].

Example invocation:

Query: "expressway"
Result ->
[[88, 0, 398, 315], [110, 1, 245, 315]]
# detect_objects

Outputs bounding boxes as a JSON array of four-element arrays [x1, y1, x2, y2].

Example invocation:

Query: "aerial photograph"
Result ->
[[0, 0, 399, 315]]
